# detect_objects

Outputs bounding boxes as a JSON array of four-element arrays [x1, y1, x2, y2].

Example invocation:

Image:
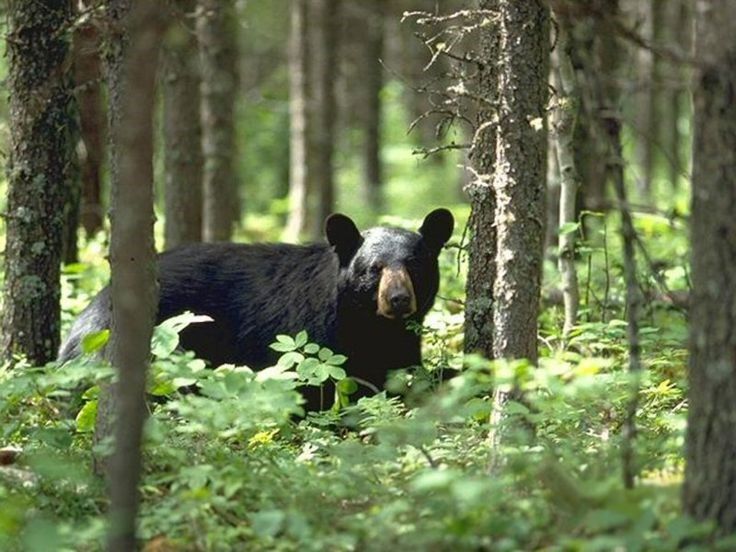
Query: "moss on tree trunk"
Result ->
[[1, 0, 75, 366]]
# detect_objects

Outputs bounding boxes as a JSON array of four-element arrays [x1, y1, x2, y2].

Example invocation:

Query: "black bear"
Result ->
[[59, 209, 454, 409]]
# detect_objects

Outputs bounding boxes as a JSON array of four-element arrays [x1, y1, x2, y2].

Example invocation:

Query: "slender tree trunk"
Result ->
[[73, 13, 106, 238], [163, 0, 203, 249], [684, 0, 736, 533], [94, 0, 131, 478], [311, 0, 339, 237], [463, 0, 498, 358], [2, 0, 75, 366], [105, 1, 165, 550], [668, 0, 692, 191], [551, 20, 581, 338], [362, 0, 384, 214], [592, 0, 643, 489], [198, 0, 239, 242], [284, 0, 311, 242]]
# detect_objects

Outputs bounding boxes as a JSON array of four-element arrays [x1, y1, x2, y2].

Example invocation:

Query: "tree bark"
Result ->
[[362, 0, 385, 214], [683, 0, 736, 533], [1, 0, 75, 366], [491, 0, 548, 362], [551, 19, 581, 338], [104, 1, 165, 549], [73, 9, 106, 238], [198, 0, 239, 242], [284, 0, 311, 242], [463, 0, 498, 358], [163, 0, 203, 249], [311, 0, 339, 238]]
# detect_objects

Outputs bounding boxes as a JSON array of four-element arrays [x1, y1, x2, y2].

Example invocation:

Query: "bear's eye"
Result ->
[[369, 262, 383, 274]]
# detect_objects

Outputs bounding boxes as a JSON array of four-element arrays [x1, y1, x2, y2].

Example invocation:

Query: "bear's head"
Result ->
[[325, 209, 454, 320]]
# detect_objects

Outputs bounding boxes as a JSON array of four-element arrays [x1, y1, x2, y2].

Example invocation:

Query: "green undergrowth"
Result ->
[[1, 211, 721, 551], [0, 307, 720, 550]]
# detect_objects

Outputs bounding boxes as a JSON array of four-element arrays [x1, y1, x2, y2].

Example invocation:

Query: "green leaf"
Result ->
[[150, 379, 176, 397], [172, 377, 197, 389], [151, 326, 180, 358], [326, 354, 347, 366], [295, 331, 308, 348], [318, 347, 334, 362], [296, 357, 320, 379], [304, 343, 320, 354], [315, 363, 331, 383], [75, 400, 98, 433], [270, 342, 294, 352], [328, 365, 347, 380], [271, 335, 296, 352], [81, 329, 110, 354], [159, 311, 214, 334], [277, 351, 305, 368], [336, 377, 358, 395], [558, 222, 580, 235]]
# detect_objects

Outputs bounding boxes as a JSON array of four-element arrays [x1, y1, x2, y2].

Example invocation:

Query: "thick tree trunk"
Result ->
[[284, 0, 311, 242], [491, 0, 548, 362], [1, 0, 75, 366], [105, 1, 165, 549], [198, 0, 239, 242], [463, 0, 498, 358], [73, 12, 106, 238], [163, 0, 203, 249], [683, 0, 736, 533], [311, 0, 339, 238]]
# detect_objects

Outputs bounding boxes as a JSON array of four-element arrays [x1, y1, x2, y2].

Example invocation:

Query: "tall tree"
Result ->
[[683, 0, 736, 533], [198, 0, 240, 242], [104, 0, 166, 548], [551, 18, 582, 338], [284, 0, 311, 242], [163, 0, 203, 249], [361, 0, 385, 214], [1, 0, 75, 365], [463, 0, 498, 358], [592, 0, 643, 488], [73, 8, 106, 238], [311, 0, 340, 236]]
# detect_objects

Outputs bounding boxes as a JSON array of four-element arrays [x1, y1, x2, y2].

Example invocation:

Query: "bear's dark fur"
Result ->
[[59, 209, 454, 409]]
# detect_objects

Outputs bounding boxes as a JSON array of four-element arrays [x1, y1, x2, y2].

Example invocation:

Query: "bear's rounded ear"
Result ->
[[325, 213, 363, 266], [419, 208, 454, 254]]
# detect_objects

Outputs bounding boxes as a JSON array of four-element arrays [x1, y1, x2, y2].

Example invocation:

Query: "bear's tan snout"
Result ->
[[376, 266, 417, 319]]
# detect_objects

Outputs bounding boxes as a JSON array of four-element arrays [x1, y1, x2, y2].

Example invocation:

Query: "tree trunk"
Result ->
[[163, 0, 203, 249], [94, 0, 131, 479], [592, 0, 643, 489], [311, 0, 339, 238], [198, 0, 239, 242], [483, 0, 549, 472], [73, 10, 106, 238], [362, 0, 384, 214], [284, 0, 311, 242], [104, 1, 165, 549], [491, 0, 548, 362], [463, 0, 498, 358], [683, 0, 736, 533], [551, 19, 581, 338], [1, 0, 75, 366]]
